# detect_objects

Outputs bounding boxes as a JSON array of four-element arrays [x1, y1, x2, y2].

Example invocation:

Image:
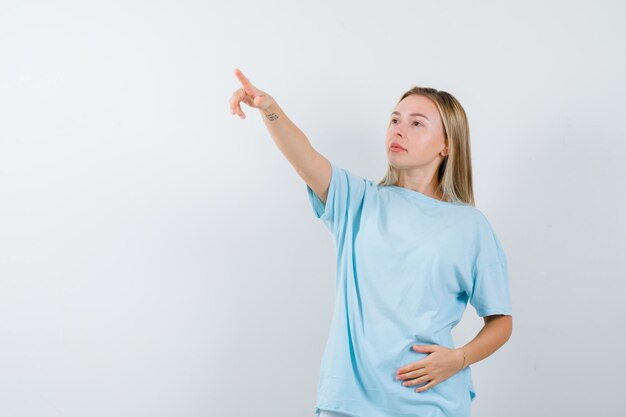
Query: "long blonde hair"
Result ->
[[378, 87, 475, 206]]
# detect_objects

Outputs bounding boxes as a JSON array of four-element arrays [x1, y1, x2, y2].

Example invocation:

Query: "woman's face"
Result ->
[[385, 94, 448, 169]]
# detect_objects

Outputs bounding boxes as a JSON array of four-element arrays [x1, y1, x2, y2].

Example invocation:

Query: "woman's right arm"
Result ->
[[229, 68, 332, 204]]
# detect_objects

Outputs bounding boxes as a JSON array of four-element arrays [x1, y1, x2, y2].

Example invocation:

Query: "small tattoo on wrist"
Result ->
[[265, 112, 279, 121]]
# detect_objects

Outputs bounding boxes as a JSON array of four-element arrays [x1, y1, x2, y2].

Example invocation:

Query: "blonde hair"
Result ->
[[377, 87, 475, 206]]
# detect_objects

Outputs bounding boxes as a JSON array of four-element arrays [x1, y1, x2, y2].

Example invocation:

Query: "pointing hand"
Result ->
[[229, 68, 274, 119]]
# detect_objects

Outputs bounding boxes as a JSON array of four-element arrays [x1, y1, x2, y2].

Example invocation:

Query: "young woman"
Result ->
[[229, 68, 513, 417]]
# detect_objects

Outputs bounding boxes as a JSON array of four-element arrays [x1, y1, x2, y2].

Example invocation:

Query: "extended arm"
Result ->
[[258, 98, 333, 204], [229, 68, 332, 204]]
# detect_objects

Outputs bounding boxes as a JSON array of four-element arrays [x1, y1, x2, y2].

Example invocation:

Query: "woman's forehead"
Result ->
[[395, 95, 437, 116]]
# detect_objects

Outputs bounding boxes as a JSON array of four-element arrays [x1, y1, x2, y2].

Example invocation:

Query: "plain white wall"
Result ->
[[1, 0, 625, 416]]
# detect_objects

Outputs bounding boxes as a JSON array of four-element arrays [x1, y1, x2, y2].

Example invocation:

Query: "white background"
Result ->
[[1, 1, 625, 416]]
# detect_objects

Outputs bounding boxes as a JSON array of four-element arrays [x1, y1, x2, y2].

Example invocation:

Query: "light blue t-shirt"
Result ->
[[306, 162, 513, 417]]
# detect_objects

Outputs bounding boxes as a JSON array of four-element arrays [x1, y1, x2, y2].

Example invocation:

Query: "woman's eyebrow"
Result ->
[[391, 111, 430, 121]]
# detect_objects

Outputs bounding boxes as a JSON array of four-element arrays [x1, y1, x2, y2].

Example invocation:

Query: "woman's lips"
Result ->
[[390, 145, 406, 152]]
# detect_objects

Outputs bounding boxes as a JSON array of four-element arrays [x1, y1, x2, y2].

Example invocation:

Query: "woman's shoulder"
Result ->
[[453, 204, 495, 229]]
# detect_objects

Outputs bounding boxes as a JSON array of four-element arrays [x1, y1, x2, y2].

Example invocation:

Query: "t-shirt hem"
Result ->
[[477, 306, 513, 317], [315, 397, 468, 417]]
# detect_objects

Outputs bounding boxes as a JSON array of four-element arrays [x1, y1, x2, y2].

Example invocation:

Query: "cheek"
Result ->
[[407, 137, 441, 155]]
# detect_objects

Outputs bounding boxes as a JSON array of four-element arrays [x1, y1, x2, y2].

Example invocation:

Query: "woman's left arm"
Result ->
[[395, 315, 513, 392], [455, 314, 513, 369]]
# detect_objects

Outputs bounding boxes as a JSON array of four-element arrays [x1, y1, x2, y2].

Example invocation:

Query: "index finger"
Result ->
[[234, 68, 253, 90], [397, 359, 426, 375]]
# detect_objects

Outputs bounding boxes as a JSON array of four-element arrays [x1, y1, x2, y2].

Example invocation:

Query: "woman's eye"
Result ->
[[390, 118, 421, 126]]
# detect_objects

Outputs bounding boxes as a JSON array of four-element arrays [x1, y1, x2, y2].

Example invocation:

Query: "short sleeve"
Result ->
[[306, 162, 367, 236], [468, 215, 513, 317]]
